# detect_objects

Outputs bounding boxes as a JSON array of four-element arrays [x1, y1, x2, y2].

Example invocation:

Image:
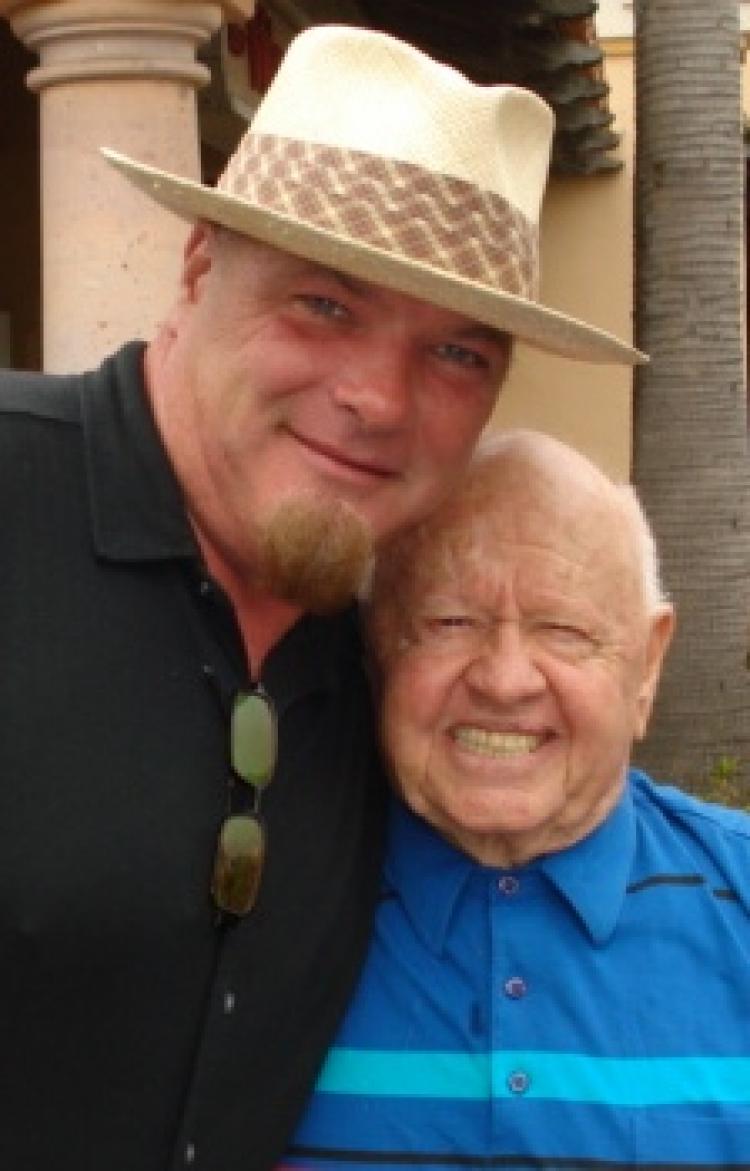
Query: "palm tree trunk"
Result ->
[[633, 0, 750, 794]]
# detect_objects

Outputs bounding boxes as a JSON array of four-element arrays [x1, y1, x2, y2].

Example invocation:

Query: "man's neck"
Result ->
[[197, 533, 303, 677], [234, 592, 304, 676]]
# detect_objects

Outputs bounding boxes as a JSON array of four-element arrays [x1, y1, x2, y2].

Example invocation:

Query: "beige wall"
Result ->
[[491, 42, 637, 481]]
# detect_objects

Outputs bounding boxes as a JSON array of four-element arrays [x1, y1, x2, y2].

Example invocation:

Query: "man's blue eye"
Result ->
[[434, 343, 488, 369], [297, 294, 348, 320]]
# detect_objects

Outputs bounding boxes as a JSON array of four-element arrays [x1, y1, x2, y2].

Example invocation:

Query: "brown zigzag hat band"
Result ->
[[218, 134, 539, 301]]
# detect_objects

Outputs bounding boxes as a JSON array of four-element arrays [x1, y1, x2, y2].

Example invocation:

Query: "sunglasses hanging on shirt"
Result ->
[[211, 686, 277, 917]]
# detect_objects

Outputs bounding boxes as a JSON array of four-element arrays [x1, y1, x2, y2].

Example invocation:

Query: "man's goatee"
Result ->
[[256, 495, 373, 614]]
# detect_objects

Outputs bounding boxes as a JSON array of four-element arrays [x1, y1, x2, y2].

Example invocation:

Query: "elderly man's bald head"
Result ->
[[369, 429, 666, 665], [473, 430, 666, 609], [367, 429, 675, 868]]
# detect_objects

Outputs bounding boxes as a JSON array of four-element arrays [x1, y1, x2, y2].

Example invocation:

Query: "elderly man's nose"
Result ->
[[463, 626, 545, 700], [332, 352, 413, 428]]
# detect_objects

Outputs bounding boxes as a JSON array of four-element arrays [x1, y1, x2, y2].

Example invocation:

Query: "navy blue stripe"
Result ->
[[289, 1146, 750, 1169], [626, 873, 704, 893]]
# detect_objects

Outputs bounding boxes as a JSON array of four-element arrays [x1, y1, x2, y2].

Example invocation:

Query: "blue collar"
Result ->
[[384, 775, 637, 954]]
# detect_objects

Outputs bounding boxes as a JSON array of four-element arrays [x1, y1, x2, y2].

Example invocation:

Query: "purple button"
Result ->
[[508, 1070, 530, 1095], [498, 875, 520, 895], [504, 976, 527, 999]]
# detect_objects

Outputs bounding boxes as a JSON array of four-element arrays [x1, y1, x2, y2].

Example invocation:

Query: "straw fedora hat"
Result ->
[[103, 23, 645, 366]]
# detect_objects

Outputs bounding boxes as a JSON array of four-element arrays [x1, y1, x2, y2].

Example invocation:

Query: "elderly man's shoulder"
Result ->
[[631, 767, 750, 837], [629, 767, 750, 906]]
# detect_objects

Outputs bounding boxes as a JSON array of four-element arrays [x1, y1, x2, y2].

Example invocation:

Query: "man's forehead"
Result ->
[[420, 524, 616, 584], [466, 447, 622, 539], [410, 481, 633, 590]]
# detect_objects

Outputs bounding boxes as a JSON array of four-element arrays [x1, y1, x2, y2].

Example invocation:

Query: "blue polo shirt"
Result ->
[[281, 770, 750, 1169]]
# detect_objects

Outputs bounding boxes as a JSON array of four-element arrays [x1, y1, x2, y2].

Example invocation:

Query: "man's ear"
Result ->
[[633, 606, 676, 741], [181, 221, 216, 302]]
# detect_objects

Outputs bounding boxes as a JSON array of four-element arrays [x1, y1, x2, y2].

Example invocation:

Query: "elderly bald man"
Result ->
[[282, 430, 750, 1171]]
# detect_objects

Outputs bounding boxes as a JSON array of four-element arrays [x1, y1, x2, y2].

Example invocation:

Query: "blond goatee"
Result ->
[[256, 495, 373, 614]]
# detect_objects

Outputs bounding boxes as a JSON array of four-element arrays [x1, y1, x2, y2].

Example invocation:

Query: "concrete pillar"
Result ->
[[1, 0, 256, 373]]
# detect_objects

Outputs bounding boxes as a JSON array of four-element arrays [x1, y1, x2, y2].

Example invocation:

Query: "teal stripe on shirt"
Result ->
[[316, 1048, 750, 1107]]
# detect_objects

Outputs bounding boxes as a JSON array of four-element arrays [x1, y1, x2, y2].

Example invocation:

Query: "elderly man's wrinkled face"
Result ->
[[374, 453, 674, 867]]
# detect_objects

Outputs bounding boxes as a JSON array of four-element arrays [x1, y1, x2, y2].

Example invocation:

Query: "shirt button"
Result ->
[[198, 578, 212, 597], [498, 875, 520, 895], [504, 976, 527, 999], [224, 991, 236, 1014], [508, 1070, 531, 1095], [185, 1142, 196, 1164]]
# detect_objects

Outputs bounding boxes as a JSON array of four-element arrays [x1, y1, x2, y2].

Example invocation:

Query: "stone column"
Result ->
[[1, 0, 255, 373]]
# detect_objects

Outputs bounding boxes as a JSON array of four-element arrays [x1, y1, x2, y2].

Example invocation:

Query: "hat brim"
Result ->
[[102, 148, 646, 366]]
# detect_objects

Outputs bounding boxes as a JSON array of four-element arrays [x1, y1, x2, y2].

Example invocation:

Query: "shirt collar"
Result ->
[[538, 780, 636, 944], [384, 799, 477, 956], [81, 342, 197, 562], [384, 777, 637, 954]]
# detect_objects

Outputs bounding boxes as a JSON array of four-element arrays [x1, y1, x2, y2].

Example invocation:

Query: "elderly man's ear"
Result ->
[[633, 606, 676, 741]]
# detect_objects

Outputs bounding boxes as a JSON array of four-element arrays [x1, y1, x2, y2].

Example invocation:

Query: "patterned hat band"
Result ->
[[218, 134, 539, 301]]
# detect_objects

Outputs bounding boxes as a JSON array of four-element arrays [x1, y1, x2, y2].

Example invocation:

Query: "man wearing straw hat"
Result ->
[[0, 24, 641, 1171]]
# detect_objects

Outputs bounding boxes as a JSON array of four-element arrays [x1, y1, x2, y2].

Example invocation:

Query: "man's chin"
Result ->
[[256, 494, 373, 614]]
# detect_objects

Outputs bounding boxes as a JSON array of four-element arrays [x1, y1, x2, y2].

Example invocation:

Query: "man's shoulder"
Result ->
[[629, 768, 750, 904], [0, 366, 83, 427], [631, 768, 750, 839]]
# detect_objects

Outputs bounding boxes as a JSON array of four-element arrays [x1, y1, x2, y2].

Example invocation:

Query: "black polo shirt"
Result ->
[[0, 344, 386, 1171]]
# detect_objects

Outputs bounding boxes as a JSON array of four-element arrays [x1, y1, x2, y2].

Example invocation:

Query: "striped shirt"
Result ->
[[281, 770, 750, 1169]]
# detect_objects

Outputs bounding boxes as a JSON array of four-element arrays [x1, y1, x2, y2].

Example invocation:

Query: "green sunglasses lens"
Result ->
[[212, 814, 266, 917], [212, 690, 277, 917], [231, 690, 277, 789]]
